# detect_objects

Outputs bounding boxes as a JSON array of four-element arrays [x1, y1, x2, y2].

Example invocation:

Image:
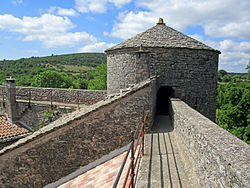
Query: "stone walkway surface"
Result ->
[[136, 115, 200, 188]]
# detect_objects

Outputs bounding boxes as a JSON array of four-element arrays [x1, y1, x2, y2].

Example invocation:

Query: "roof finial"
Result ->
[[157, 18, 165, 25]]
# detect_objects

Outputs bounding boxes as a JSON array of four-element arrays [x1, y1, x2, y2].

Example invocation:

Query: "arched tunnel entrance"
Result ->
[[156, 87, 174, 115]]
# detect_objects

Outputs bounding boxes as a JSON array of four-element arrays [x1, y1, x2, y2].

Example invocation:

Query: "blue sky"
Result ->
[[0, 0, 249, 72]]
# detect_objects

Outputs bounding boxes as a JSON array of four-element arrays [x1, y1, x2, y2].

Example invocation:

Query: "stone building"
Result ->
[[1, 19, 249, 188], [106, 18, 220, 121]]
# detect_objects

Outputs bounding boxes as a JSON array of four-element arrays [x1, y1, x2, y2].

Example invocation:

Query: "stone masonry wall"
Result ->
[[107, 48, 151, 95], [169, 98, 250, 188], [107, 47, 218, 121], [0, 79, 154, 188], [0, 85, 106, 105], [149, 48, 218, 121], [17, 103, 75, 131], [15, 86, 107, 105]]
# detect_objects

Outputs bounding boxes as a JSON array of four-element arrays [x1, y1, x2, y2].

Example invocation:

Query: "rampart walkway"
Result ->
[[136, 115, 200, 188]]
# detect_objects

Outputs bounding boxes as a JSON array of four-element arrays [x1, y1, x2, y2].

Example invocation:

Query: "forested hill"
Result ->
[[0, 53, 106, 67], [0, 53, 106, 87]]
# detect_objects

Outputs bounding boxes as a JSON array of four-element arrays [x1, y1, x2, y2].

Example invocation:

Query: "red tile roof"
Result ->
[[58, 152, 129, 188], [0, 115, 30, 142]]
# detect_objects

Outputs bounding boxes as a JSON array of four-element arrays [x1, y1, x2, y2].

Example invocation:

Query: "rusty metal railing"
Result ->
[[113, 110, 148, 188]]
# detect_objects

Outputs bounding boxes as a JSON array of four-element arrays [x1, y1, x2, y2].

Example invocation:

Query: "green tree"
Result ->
[[218, 69, 227, 82], [247, 61, 250, 80], [216, 81, 250, 144], [31, 70, 73, 88], [87, 63, 107, 90], [221, 75, 231, 82]]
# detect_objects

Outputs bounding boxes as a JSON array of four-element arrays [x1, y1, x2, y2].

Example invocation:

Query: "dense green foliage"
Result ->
[[0, 53, 106, 88], [31, 70, 73, 88], [216, 69, 250, 144], [87, 63, 107, 90]]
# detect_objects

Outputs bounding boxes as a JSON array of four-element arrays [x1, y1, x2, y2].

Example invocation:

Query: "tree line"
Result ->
[[0, 53, 106, 89], [31, 63, 107, 90], [216, 68, 249, 144]]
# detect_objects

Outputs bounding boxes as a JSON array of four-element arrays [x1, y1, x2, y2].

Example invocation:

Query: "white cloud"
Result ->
[[75, 0, 131, 13], [190, 34, 250, 72], [108, 0, 250, 40], [0, 14, 73, 34], [204, 22, 250, 40], [75, 0, 107, 13], [78, 42, 115, 52], [24, 32, 97, 48], [213, 40, 250, 72], [0, 13, 97, 48], [48, 7, 78, 17], [106, 0, 250, 72], [109, 11, 157, 39], [109, 0, 131, 8], [12, 0, 23, 5]]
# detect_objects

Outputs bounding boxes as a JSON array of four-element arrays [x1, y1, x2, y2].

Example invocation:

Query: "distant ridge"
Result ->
[[0, 52, 107, 86], [0, 52, 107, 67]]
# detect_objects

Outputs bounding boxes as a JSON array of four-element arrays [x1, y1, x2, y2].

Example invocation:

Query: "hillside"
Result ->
[[0, 53, 106, 87]]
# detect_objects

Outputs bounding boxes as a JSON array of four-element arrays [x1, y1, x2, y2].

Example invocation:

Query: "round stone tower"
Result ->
[[105, 18, 220, 121]]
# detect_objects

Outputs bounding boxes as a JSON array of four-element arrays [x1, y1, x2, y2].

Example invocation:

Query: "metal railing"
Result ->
[[113, 110, 148, 188]]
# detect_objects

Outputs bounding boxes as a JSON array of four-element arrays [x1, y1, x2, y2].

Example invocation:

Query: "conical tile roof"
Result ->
[[106, 19, 220, 53]]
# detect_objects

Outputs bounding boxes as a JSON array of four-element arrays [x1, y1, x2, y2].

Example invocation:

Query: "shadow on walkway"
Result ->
[[136, 115, 198, 188]]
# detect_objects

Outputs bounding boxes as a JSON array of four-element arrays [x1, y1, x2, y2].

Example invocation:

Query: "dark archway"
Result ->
[[156, 87, 174, 115]]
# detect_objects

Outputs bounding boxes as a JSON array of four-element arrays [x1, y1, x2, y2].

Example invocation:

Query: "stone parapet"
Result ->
[[170, 98, 250, 188], [15, 86, 107, 105], [0, 79, 154, 187]]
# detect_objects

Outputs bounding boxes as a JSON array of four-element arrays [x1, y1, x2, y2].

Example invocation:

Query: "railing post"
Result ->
[[50, 89, 53, 109], [77, 92, 80, 109], [130, 131, 135, 188], [28, 89, 31, 108], [142, 125, 145, 156], [142, 109, 145, 156], [2, 90, 5, 108], [142, 109, 144, 122]]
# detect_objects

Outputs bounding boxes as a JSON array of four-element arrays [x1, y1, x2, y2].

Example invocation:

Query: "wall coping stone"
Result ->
[[170, 98, 250, 187]]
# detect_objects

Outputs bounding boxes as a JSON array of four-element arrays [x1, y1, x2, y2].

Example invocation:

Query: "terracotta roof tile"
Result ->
[[0, 115, 30, 142], [58, 152, 129, 188]]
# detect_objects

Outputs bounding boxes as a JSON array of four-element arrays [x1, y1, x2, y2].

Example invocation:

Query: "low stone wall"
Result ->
[[0, 79, 154, 188], [15, 86, 107, 105], [0, 101, 75, 130], [170, 98, 250, 188], [17, 103, 75, 131]]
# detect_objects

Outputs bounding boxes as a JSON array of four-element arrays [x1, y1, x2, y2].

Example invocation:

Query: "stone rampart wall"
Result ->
[[0, 85, 107, 105], [170, 98, 250, 188], [0, 79, 154, 188]]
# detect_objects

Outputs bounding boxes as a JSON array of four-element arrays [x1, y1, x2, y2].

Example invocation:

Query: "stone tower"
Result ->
[[105, 18, 220, 121]]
